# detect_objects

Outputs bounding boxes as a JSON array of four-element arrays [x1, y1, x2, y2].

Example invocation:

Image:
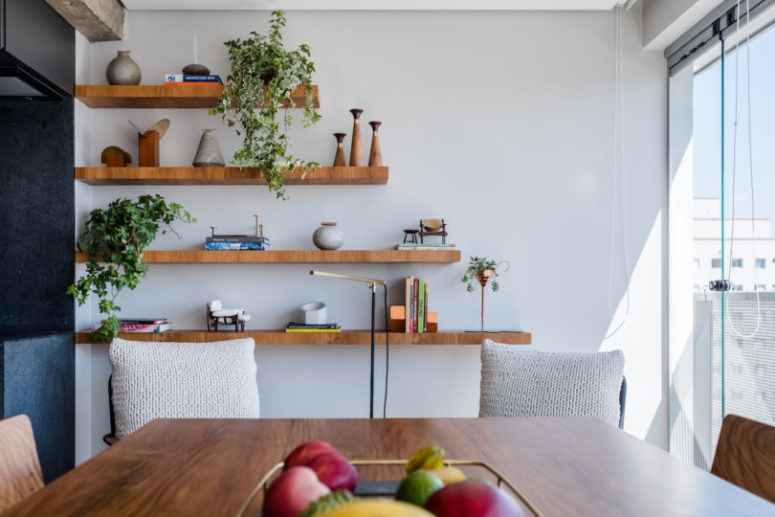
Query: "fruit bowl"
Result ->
[[237, 458, 544, 517]]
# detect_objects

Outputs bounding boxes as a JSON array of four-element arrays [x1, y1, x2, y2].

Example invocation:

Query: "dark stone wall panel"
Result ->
[[0, 97, 74, 332]]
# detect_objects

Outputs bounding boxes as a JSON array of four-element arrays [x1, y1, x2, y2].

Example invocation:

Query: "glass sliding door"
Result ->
[[669, 2, 775, 468]]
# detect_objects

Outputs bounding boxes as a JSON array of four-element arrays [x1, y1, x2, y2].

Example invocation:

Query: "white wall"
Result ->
[[74, 9, 668, 461]]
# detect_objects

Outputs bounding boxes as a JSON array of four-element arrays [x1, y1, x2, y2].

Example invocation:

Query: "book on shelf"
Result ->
[[204, 236, 269, 251], [119, 318, 168, 324], [119, 322, 172, 333], [163, 73, 223, 85], [285, 328, 342, 333], [404, 276, 430, 333], [286, 322, 340, 330]]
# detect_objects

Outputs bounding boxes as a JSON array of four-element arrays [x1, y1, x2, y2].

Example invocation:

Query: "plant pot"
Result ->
[[477, 270, 495, 287]]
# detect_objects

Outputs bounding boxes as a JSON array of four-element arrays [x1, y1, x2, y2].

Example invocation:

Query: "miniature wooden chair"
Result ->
[[419, 219, 448, 244]]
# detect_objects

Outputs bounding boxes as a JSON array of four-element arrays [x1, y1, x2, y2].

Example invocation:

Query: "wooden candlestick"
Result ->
[[138, 131, 160, 167], [368, 121, 382, 167], [333, 132, 347, 167], [349, 109, 364, 167]]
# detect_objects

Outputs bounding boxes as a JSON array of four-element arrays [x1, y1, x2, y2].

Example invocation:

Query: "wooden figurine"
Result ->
[[100, 146, 132, 167], [349, 109, 365, 167], [133, 118, 169, 167], [138, 131, 159, 167], [332, 133, 347, 166], [368, 121, 382, 166], [403, 229, 419, 244], [419, 219, 448, 244], [207, 300, 252, 332]]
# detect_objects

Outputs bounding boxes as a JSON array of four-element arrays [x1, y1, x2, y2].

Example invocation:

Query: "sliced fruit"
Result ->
[[319, 499, 435, 517], [419, 466, 466, 485], [395, 471, 444, 507], [300, 491, 357, 517], [405, 446, 445, 474]]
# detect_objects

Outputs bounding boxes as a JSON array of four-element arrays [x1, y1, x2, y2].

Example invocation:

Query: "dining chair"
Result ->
[[105, 337, 260, 441], [0, 415, 44, 512], [479, 340, 626, 428], [711, 414, 775, 503]]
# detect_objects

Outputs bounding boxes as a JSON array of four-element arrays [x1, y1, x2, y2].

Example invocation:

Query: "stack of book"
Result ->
[[163, 73, 223, 85], [404, 276, 429, 333], [285, 322, 341, 333], [205, 236, 270, 251], [395, 243, 456, 251], [118, 318, 171, 333]]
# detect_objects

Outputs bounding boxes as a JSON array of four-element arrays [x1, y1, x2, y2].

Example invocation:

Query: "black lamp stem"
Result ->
[[370, 285, 376, 419]]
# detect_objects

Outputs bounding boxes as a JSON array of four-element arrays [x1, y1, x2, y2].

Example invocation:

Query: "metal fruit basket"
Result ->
[[236, 459, 544, 517]]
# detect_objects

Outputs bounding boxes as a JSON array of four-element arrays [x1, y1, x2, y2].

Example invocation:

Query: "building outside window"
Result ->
[[756, 258, 766, 268], [732, 258, 743, 268], [711, 258, 722, 268]]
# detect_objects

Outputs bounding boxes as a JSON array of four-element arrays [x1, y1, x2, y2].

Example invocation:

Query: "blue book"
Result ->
[[164, 73, 223, 84]]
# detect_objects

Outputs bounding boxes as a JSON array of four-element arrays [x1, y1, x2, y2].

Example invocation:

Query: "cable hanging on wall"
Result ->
[[604, 4, 631, 340], [726, 0, 761, 339]]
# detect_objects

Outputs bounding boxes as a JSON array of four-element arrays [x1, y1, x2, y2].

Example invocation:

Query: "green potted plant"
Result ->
[[210, 10, 321, 200], [461, 256, 509, 331], [67, 195, 195, 341]]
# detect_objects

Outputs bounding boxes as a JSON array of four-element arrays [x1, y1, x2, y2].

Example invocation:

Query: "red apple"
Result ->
[[284, 440, 338, 470], [424, 481, 524, 517], [307, 451, 358, 492], [262, 466, 331, 517]]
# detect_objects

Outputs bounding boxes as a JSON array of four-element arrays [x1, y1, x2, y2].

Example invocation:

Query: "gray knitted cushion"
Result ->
[[109, 337, 260, 438], [479, 340, 624, 427]]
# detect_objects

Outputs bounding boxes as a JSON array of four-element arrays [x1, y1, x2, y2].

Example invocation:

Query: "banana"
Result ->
[[404, 446, 445, 474]]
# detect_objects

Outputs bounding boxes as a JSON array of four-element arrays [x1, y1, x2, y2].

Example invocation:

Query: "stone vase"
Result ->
[[192, 129, 225, 167], [106, 51, 141, 85], [313, 222, 344, 250]]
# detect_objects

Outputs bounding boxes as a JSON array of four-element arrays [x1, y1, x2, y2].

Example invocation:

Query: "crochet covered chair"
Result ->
[[105, 337, 260, 441], [479, 340, 626, 428]]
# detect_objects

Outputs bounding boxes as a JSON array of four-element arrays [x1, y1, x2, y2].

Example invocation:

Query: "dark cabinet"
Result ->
[[1, 332, 74, 482]]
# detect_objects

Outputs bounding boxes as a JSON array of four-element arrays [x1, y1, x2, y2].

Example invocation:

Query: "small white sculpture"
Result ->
[[207, 300, 252, 332]]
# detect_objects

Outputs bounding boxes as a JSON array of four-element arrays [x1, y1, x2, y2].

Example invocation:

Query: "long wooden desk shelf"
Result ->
[[75, 84, 319, 109], [74, 249, 461, 264], [75, 166, 389, 185], [74, 330, 531, 345]]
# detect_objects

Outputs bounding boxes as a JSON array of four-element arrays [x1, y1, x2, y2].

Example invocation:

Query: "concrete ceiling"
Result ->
[[121, 0, 624, 11]]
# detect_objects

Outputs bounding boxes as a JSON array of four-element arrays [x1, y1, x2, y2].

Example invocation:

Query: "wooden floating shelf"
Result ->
[[75, 166, 389, 186], [74, 249, 461, 264], [75, 330, 531, 346], [75, 84, 319, 109]]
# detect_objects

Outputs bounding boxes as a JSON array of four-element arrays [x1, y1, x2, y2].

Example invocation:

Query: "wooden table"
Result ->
[[6, 418, 773, 516]]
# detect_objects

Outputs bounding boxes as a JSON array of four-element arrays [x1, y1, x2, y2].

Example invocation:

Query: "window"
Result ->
[[711, 258, 722, 268], [756, 284, 767, 291], [756, 258, 766, 268], [732, 258, 743, 268], [731, 285, 743, 291], [694, 258, 701, 269]]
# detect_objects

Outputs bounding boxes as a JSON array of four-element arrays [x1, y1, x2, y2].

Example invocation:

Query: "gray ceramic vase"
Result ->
[[193, 129, 225, 167], [313, 222, 344, 250], [106, 51, 141, 85]]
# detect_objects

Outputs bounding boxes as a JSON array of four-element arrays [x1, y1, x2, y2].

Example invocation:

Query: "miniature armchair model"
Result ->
[[207, 300, 252, 332]]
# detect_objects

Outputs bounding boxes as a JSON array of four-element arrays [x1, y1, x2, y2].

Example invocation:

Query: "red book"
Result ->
[[413, 278, 419, 333]]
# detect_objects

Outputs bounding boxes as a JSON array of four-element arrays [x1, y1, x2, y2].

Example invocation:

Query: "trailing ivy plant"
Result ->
[[462, 256, 504, 293], [210, 10, 321, 200], [67, 195, 195, 342]]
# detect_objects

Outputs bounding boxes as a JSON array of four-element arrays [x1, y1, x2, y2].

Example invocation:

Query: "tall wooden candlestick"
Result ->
[[333, 132, 347, 167], [349, 109, 364, 167], [368, 121, 382, 167]]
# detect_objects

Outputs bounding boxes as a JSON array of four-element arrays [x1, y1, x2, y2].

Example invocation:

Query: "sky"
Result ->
[[693, 21, 775, 231]]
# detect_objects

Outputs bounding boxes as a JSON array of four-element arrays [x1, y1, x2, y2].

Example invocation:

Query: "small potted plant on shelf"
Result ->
[[461, 256, 510, 331], [210, 10, 321, 200], [67, 195, 195, 341]]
